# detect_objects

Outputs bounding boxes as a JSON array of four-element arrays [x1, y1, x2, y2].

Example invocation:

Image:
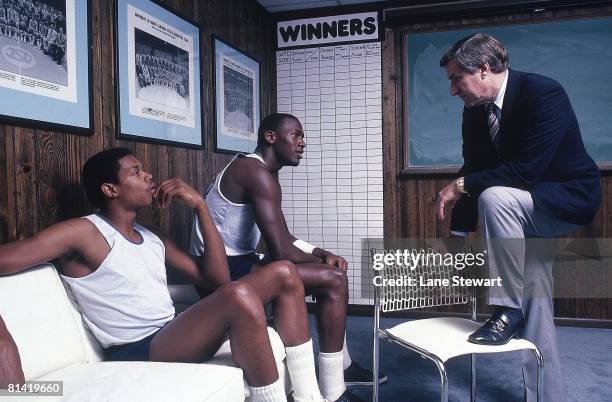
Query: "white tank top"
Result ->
[[61, 214, 175, 348], [189, 153, 263, 256]]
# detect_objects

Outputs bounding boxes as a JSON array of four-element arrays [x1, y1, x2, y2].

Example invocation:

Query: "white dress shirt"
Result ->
[[451, 70, 509, 237]]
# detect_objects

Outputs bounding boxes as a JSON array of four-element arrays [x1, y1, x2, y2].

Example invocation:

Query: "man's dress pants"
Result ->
[[478, 186, 578, 402]]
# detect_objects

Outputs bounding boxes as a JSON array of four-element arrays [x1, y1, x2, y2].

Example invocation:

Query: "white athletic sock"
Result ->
[[342, 333, 352, 370], [318, 350, 346, 401], [285, 339, 325, 402], [249, 377, 287, 402]]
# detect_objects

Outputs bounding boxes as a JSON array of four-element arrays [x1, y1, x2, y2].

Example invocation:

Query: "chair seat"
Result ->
[[384, 317, 538, 363]]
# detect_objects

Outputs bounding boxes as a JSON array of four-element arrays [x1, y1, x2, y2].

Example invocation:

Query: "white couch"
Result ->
[[0, 264, 290, 401]]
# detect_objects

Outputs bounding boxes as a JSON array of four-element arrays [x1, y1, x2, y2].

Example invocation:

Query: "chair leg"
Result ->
[[432, 357, 448, 402], [471, 353, 476, 402], [372, 336, 379, 402], [373, 334, 380, 402]]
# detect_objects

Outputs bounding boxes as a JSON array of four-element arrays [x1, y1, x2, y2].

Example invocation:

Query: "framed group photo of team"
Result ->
[[213, 35, 261, 154], [115, 0, 202, 148], [0, 0, 92, 133]]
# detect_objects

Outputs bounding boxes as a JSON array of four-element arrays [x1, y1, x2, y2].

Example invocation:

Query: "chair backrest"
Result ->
[[371, 247, 471, 313], [0, 264, 90, 379]]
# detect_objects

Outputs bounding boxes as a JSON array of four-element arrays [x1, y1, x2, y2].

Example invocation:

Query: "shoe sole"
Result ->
[[345, 375, 389, 386]]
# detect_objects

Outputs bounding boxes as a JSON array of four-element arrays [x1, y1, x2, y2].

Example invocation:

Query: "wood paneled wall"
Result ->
[[381, 3, 612, 320], [0, 0, 275, 251]]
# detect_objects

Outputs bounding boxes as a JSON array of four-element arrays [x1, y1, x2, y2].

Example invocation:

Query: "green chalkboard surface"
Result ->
[[405, 17, 612, 170]]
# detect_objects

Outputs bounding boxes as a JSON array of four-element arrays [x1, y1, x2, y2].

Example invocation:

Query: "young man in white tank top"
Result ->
[[0, 148, 328, 402], [191, 114, 386, 402]]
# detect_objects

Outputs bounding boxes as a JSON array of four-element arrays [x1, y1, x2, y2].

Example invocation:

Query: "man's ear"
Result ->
[[479, 63, 491, 79], [264, 129, 276, 144], [101, 183, 118, 201]]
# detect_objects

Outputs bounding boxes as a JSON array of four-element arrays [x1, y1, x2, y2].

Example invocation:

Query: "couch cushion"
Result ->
[[0, 264, 88, 380], [36, 361, 244, 402]]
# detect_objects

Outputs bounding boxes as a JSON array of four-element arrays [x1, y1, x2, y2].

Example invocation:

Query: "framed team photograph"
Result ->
[[213, 36, 260, 154], [116, 0, 202, 148], [0, 0, 92, 133]]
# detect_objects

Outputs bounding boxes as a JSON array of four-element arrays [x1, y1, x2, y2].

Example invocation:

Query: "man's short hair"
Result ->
[[82, 147, 132, 209], [257, 113, 299, 147], [440, 33, 509, 73]]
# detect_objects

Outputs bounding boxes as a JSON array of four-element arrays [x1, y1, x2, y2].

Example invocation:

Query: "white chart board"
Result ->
[[276, 43, 383, 305]]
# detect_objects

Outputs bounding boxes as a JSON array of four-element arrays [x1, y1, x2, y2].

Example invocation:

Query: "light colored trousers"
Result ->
[[478, 186, 578, 402]]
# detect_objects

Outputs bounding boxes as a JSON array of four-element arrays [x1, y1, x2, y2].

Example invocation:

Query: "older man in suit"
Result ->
[[436, 33, 601, 402]]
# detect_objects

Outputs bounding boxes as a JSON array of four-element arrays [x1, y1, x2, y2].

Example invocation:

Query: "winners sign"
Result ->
[[277, 12, 380, 49]]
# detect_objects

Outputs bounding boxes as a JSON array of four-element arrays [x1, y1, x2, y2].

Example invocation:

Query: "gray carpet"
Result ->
[[309, 315, 612, 402]]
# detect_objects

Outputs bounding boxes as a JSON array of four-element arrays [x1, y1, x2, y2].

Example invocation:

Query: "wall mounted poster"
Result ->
[[117, 0, 202, 147], [0, 0, 91, 133], [213, 36, 260, 154]]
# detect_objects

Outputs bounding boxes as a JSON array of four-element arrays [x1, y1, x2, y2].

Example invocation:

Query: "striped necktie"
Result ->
[[486, 103, 501, 154]]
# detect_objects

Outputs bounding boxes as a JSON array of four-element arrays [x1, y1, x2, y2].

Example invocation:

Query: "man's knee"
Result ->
[[478, 186, 503, 212], [218, 282, 265, 322], [268, 260, 304, 296], [320, 267, 348, 297], [478, 186, 518, 218]]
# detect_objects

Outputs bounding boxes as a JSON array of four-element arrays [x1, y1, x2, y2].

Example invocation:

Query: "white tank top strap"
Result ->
[[82, 214, 118, 247], [82, 214, 143, 246], [244, 152, 265, 164], [213, 153, 243, 189], [213, 153, 265, 205], [214, 154, 245, 207]]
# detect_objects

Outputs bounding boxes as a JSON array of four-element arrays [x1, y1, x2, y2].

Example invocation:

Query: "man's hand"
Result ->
[[0, 337, 25, 389], [315, 249, 348, 271], [154, 178, 205, 210], [436, 181, 462, 220]]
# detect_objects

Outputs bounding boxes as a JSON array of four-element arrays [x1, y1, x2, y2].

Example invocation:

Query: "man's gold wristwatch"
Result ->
[[455, 177, 468, 195]]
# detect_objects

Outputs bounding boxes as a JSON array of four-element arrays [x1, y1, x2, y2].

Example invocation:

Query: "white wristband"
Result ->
[[293, 239, 316, 254]]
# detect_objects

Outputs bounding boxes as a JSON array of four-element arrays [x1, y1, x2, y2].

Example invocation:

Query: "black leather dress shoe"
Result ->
[[468, 307, 525, 345], [334, 388, 366, 402], [344, 361, 388, 385]]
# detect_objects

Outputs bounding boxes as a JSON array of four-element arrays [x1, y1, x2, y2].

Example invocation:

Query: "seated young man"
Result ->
[[190, 113, 385, 401], [0, 148, 326, 402]]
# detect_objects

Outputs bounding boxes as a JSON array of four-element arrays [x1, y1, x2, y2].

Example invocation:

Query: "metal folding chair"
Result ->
[[371, 247, 543, 402]]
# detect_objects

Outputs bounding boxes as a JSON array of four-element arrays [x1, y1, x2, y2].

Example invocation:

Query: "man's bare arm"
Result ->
[[155, 179, 230, 290], [246, 169, 323, 264], [0, 219, 91, 276], [0, 315, 25, 389]]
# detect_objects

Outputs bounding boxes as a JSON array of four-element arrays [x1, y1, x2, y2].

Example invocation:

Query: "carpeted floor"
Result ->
[[309, 315, 612, 402]]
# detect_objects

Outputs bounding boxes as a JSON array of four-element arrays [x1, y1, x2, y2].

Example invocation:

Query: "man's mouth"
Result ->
[[297, 151, 304, 159]]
